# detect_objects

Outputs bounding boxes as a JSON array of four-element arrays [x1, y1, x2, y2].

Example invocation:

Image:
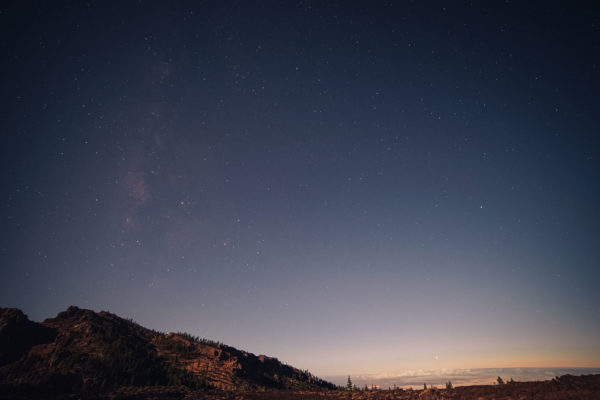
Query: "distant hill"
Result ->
[[0, 306, 336, 394]]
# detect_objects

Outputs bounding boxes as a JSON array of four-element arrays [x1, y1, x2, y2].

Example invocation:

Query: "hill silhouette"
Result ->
[[0, 306, 335, 395]]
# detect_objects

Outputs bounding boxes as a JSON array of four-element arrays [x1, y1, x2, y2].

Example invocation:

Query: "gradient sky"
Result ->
[[1, 1, 599, 377]]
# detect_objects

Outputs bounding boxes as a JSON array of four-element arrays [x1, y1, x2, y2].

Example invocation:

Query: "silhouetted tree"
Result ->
[[446, 380, 453, 389], [346, 375, 353, 391], [497, 376, 505, 385]]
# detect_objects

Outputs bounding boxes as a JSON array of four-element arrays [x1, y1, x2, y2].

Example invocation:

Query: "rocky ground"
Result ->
[[2, 374, 599, 400]]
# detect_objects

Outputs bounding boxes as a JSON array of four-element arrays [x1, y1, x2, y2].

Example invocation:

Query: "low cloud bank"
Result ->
[[325, 367, 600, 389]]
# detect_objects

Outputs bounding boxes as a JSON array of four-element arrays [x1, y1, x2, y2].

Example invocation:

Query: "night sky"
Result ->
[[1, 1, 599, 376]]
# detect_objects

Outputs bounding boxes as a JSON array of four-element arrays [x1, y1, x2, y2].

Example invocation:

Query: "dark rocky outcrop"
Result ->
[[0, 306, 335, 395], [0, 308, 56, 366]]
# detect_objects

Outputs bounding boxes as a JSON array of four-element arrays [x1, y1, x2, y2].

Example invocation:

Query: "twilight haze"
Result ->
[[1, 1, 599, 379]]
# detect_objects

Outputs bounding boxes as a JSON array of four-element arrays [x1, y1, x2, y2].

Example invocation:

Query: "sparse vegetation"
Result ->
[[154, 334, 194, 356], [93, 325, 205, 389], [175, 331, 223, 348]]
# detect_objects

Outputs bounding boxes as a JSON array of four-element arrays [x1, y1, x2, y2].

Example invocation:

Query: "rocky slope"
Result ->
[[0, 306, 335, 394]]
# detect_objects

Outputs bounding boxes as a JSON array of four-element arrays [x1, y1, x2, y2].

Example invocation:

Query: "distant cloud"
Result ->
[[327, 368, 600, 389]]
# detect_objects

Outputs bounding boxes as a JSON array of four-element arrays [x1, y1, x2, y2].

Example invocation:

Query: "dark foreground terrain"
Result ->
[[2, 374, 600, 399], [1, 307, 599, 399]]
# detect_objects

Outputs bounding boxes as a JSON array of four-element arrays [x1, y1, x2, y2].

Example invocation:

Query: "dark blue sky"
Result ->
[[1, 1, 599, 375]]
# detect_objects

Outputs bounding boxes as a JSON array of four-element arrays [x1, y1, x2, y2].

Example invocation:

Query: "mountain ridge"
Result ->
[[0, 306, 336, 394]]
